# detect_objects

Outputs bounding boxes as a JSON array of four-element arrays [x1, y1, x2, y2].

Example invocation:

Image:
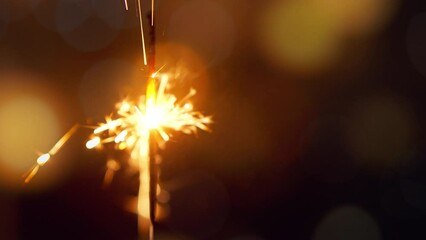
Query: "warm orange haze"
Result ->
[[2, 0, 425, 239]]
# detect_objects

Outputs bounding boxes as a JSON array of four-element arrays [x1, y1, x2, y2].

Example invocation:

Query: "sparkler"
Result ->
[[25, 1, 212, 239]]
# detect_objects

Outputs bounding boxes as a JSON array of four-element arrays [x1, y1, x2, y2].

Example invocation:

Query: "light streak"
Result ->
[[24, 124, 79, 183], [124, 0, 129, 10], [137, 0, 148, 65], [151, 0, 155, 26]]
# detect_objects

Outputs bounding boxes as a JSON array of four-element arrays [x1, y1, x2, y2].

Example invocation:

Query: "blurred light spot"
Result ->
[[167, 0, 235, 65], [155, 202, 170, 222], [0, 71, 73, 191], [0, 96, 60, 188], [257, 0, 399, 73], [0, 0, 31, 22], [314, 206, 382, 240], [30, 0, 60, 31], [31, 0, 119, 50], [407, 13, 426, 78], [311, 0, 398, 36], [55, 0, 91, 33], [92, 0, 135, 29], [60, 16, 119, 52], [157, 189, 170, 204], [167, 171, 230, 239], [257, 0, 341, 72], [155, 43, 210, 101], [344, 95, 417, 169], [79, 59, 134, 120]]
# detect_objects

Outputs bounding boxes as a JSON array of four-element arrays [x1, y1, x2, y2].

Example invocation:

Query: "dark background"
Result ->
[[1, 0, 426, 239]]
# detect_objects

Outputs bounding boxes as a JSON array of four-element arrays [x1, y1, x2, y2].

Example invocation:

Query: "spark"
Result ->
[[25, 1, 212, 239], [124, 0, 129, 10], [87, 74, 211, 151], [26, 72, 211, 238], [137, 0, 148, 65], [87, 73, 211, 238]]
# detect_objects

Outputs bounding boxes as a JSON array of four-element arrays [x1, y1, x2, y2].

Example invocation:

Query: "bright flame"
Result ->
[[90, 73, 211, 148], [25, 1, 211, 239], [87, 72, 211, 236]]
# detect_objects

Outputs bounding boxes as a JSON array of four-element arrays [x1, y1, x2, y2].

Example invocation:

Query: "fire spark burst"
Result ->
[[87, 73, 211, 236], [25, 71, 211, 238], [86, 74, 211, 236], [25, 0, 212, 239]]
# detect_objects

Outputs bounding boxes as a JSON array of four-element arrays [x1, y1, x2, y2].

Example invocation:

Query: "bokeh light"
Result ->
[[256, 0, 399, 72], [0, 96, 59, 188], [55, 0, 91, 33], [0, 0, 31, 22], [92, 0, 136, 29], [167, 0, 235, 65], [30, 0, 61, 31], [79, 59, 135, 120], [155, 43, 210, 102], [311, 0, 398, 37], [257, 0, 341, 72], [314, 206, 382, 240], [343, 95, 417, 169], [0, 0, 420, 239], [30, 0, 120, 51], [0, 71, 74, 191], [59, 16, 119, 52]]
